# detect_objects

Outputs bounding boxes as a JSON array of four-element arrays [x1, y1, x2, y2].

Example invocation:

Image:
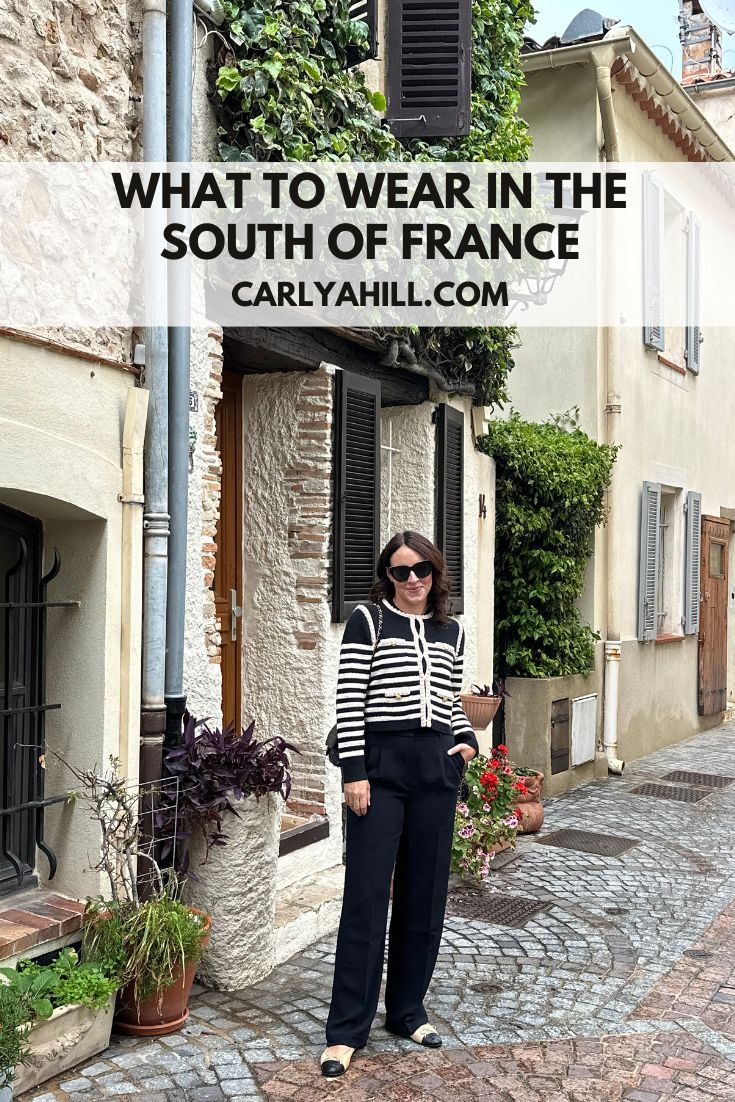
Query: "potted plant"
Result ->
[[84, 885, 210, 1037], [513, 765, 545, 834], [0, 975, 35, 1100], [1, 948, 117, 1096], [452, 744, 523, 881], [59, 755, 212, 1038], [155, 714, 297, 991], [460, 681, 507, 731]]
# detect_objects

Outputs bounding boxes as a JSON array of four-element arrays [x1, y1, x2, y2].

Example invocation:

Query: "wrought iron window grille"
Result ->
[[1, 527, 79, 895]]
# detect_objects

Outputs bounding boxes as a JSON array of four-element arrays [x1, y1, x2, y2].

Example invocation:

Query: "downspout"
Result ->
[[140, 0, 170, 792], [597, 42, 626, 775], [165, 0, 193, 747], [119, 388, 149, 781]]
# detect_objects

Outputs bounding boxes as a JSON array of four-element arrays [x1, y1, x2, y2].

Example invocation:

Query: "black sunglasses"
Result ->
[[386, 560, 434, 583]]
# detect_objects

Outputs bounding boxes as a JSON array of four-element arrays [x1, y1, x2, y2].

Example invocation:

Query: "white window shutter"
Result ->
[[685, 491, 702, 635], [643, 173, 665, 351], [638, 481, 661, 642], [686, 214, 702, 375]]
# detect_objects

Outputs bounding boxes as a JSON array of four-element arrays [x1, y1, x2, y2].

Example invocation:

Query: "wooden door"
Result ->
[[699, 515, 729, 716], [214, 373, 243, 732]]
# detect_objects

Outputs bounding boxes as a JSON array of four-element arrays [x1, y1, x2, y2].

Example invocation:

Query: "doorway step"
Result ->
[[0, 890, 85, 967]]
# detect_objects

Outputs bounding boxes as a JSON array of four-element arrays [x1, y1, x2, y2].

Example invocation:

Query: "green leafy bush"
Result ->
[[484, 413, 618, 677]]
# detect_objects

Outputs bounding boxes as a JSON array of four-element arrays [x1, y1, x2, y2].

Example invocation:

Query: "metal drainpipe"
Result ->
[[165, 0, 193, 748], [597, 43, 626, 775], [140, 0, 170, 794]]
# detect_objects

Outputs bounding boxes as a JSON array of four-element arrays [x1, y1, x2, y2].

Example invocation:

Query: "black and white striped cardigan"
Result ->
[[335, 599, 479, 782]]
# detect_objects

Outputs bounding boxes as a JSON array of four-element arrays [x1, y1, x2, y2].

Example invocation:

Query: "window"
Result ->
[[435, 403, 464, 614], [387, 0, 472, 138], [332, 370, 381, 623], [643, 174, 702, 373], [655, 489, 682, 637], [638, 483, 702, 642], [0, 506, 47, 895]]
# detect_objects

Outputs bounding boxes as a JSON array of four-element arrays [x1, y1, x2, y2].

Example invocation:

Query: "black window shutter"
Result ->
[[333, 370, 381, 623], [387, 0, 471, 138], [347, 0, 378, 63], [435, 403, 464, 614]]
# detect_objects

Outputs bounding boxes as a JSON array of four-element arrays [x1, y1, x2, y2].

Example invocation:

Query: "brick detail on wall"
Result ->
[[287, 371, 333, 650], [203, 329, 224, 665], [285, 368, 334, 816]]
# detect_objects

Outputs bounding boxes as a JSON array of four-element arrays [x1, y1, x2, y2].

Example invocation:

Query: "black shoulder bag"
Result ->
[[326, 602, 383, 768]]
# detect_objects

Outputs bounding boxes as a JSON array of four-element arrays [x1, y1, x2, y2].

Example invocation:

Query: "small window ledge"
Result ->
[[655, 633, 685, 645], [657, 353, 687, 376]]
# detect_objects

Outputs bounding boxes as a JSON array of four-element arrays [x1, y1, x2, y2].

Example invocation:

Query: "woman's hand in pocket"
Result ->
[[344, 780, 371, 816], [448, 743, 477, 765]]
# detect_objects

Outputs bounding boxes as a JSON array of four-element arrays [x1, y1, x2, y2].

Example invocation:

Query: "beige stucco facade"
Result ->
[[0, 335, 144, 901], [507, 35, 735, 770]]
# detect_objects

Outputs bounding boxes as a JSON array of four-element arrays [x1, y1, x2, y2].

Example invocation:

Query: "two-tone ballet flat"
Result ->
[[409, 1023, 442, 1048], [320, 1045, 357, 1077], [386, 1022, 443, 1047]]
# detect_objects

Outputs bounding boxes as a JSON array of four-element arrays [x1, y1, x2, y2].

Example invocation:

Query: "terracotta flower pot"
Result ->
[[114, 909, 211, 1038], [514, 770, 544, 803], [460, 694, 502, 730], [516, 802, 544, 834]]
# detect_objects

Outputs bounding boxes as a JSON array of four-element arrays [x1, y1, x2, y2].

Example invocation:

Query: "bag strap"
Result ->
[[364, 602, 383, 677]]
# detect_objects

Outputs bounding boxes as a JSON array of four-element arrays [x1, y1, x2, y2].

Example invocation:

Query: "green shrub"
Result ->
[[484, 413, 618, 677]]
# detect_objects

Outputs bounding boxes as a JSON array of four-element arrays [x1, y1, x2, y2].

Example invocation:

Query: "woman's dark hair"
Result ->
[[370, 531, 451, 624]]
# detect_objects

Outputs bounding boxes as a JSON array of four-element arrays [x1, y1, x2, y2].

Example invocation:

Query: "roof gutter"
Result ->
[[522, 32, 633, 161], [522, 27, 734, 162]]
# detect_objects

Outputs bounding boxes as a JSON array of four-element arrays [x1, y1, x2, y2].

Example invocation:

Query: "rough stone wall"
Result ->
[[242, 367, 337, 819], [183, 326, 224, 722], [0, 0, 142, 160]]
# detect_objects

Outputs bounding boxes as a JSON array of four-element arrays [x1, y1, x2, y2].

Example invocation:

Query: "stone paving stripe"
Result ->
[[661, 770, 735, 788], [535, 827, 640, 857], [629, 782, 715, 803]]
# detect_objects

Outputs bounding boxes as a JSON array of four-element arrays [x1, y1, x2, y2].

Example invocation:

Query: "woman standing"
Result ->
[[320, 531, 478, 1077]]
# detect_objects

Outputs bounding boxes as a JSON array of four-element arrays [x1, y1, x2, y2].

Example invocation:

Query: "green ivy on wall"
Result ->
[[484, 414, 618, 678], [213, 0, 536, 406]]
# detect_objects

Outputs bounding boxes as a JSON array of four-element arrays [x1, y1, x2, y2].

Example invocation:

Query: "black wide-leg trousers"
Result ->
[[326, 729, 462, 1048]]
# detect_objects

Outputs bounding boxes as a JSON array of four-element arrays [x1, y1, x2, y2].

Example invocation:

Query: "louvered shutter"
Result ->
[[436, 403, 464, 614], [686, 213, 702, 375], [685, 491, 702, 635], [332, 370, 381, 623], [387, 0, 471, 138], [638, 481, 661, 642], [348, 0, 377, 62], [643, 172, 665, 351]]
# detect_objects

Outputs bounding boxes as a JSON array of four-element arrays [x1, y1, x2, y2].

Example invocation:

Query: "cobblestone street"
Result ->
[[25, 722, 735, 1102]]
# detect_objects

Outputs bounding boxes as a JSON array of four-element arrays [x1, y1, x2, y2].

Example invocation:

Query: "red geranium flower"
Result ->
[[497, 744, 508, 755]]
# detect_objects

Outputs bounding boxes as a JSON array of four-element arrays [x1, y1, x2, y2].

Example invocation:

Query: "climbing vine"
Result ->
[[213, 0, 536, 404], [484, 414, 618, 678]]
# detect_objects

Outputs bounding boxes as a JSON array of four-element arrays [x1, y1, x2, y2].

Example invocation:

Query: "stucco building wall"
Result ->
[[0, 337, 141, 900], [514, 57, 735, 764]]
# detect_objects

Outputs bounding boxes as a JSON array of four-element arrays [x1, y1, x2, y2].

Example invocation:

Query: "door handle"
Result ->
[[230, 589, 243, 643]]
